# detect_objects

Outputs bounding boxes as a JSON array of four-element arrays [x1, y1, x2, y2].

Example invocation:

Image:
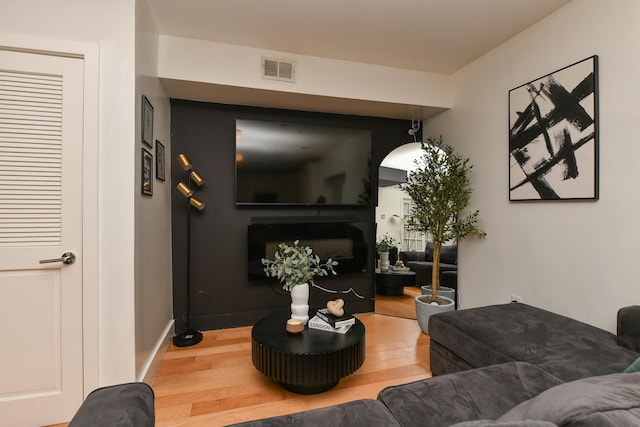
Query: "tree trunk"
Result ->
[[431, 242, 441, 300]]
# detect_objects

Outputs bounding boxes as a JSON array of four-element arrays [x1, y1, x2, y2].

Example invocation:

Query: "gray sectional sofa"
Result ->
[[230, 303, 640, 426], [68, 303, 640, 426]]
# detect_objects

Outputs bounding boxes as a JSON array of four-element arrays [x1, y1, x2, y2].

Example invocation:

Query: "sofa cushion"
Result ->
[[425, 242, 457, 264], [439, 244, 457, 264], [377, 362, 562, 427], [399, 250, 427, 262], [226, 399, 401, 427], [428, 303, 640, 382], [498, 372, 640, 426]]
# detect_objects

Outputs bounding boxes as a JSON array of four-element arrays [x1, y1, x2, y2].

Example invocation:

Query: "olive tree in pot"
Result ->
[[403, 135, 485, 333]]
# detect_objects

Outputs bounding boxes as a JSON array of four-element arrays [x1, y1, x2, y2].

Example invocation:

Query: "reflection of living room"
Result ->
[[9, 1, 640, 425], [375, 144, 421, 318]]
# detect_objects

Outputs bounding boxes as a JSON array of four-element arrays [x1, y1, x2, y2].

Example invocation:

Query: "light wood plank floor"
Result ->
[[375, 285, 420, 319], [152, 313, 430, 426], [48, 310, 429, 427]]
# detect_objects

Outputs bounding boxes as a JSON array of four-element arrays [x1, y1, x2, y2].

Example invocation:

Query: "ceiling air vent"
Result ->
[[262, 57, 295, 82]]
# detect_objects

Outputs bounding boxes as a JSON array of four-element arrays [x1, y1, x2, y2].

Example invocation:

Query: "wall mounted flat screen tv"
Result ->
[[235, 119, 371, 206]]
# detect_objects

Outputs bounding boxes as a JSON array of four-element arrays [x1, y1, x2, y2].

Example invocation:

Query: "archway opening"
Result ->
[[374, 142, 424, 319]]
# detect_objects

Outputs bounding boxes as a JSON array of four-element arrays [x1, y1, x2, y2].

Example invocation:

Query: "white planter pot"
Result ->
[[290, 283, 309, 325], [415, 294, 455, 334], [379, 251, 390, 271], [421, 285, 455, 301]]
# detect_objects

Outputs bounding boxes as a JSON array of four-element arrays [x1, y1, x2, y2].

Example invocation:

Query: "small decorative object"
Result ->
[[376, 233, 397, 272], [390, 266, 410, 274], [155, 140, 165, 181], [403, 135, 485, 303], [286, 318, 304, 334], [262, 240, 338, 324], [509, 56, 598, 201], [308, 315, 353, 334], [315, 307, 355, 329], [326, 299, 344, 317], [141, 95, 153, 147], [141, 148, 153, 196]]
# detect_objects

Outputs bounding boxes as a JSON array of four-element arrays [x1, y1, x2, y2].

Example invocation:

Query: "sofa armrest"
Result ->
[[69, 383, 155, 427], [618, 305, 640, 352]]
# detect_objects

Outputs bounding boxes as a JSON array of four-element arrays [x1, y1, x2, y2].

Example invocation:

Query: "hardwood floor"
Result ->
[[152, 313, 430, 426], [374, 285, 420, 319], [48, 311, 429, 427]]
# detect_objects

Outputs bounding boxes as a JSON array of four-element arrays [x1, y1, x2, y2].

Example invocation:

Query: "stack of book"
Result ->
[[308, 308, 356, 334]]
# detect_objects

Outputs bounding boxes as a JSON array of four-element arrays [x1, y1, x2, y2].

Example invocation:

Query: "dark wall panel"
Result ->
[[170, 100, 414, 330]]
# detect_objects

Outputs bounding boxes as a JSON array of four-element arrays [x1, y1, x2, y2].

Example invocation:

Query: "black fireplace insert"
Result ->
[[247, 221, 368, 280]]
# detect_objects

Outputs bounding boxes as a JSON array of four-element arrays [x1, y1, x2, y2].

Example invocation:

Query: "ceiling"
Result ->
[[149, 0, 572, 119], [150, 0, 572, 74]]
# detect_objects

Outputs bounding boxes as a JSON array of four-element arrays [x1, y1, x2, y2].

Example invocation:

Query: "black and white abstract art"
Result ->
[[509, 56, 598, 201]]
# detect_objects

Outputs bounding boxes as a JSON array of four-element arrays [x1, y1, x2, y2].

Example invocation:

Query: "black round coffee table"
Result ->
[[251, 311, 366, 394], [376, 271, 416, 296]]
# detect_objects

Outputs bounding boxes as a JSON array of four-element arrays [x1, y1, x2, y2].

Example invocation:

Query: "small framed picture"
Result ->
[[156, 140, 166, 181], [141, 95, 153, 147], [142, 148, 153, 196]]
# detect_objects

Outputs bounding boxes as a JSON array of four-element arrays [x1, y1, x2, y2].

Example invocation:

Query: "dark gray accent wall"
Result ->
[[170, 100, 415, 330]]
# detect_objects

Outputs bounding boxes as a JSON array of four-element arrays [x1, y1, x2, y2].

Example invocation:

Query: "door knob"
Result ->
[[39, 252, 76, 265]]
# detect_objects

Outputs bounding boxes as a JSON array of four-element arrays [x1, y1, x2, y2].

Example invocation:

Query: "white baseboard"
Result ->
[[139, 319, 174, 384]]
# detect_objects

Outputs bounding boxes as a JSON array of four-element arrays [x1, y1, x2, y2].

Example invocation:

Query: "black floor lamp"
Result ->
[[173, 153, 205, 347]]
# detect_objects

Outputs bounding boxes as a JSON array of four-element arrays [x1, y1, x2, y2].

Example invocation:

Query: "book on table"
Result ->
[[308, 316, 353, 334], [315, 308, 355, 328]]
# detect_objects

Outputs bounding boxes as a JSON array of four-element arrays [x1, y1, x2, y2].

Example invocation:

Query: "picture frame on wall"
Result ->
[[142, 148, 153, 196], [156, 140, 166, 181], [508, 55, 598, 201], [142, 95, 154, 147]]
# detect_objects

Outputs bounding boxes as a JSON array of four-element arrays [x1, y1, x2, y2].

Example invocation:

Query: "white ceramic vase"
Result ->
[[379, 251, 390, 271], [290, 283, 309, 324]]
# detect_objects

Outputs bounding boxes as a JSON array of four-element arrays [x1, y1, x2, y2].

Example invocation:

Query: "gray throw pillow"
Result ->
[[498, 372, 640, 426]]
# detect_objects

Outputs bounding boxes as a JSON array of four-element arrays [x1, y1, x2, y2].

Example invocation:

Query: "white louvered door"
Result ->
[[0, 49, 84, 426]]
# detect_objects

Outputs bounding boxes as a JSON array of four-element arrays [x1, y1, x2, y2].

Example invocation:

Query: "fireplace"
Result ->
[[247, 220, 369, 280]]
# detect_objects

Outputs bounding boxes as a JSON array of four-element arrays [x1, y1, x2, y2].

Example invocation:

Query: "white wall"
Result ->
[[135, 0, 174, 381], [376, 186, 405, 249], [0, 0, 168, 388], [425, 0, 640, 332], [158, 36, 453, 110]]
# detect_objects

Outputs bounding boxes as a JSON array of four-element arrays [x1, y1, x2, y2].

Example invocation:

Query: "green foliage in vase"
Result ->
[[261, 240, 338, 291], [376, 233, 397, 253]]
